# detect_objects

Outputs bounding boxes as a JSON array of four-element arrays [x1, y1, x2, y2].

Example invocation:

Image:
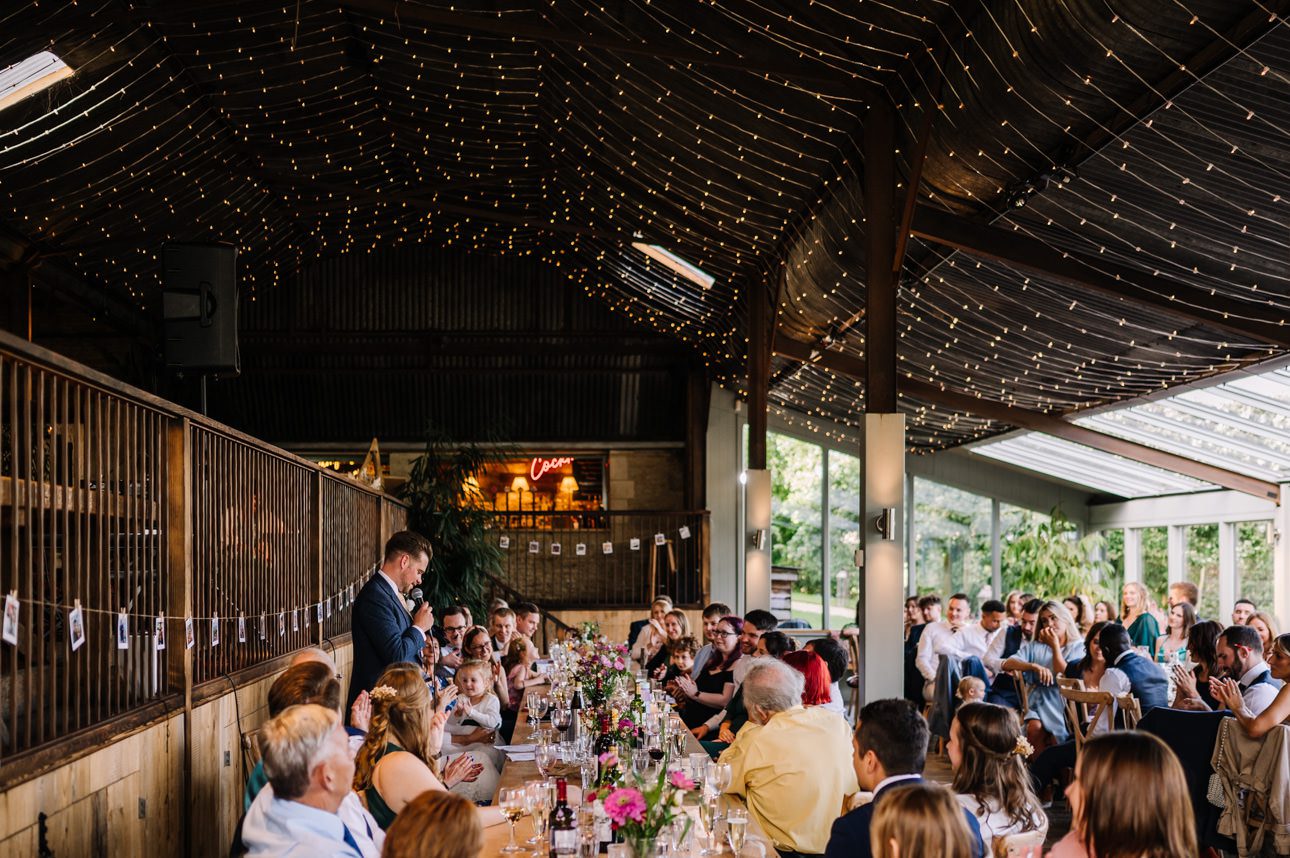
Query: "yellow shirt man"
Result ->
[[719, 705, 858, 854]]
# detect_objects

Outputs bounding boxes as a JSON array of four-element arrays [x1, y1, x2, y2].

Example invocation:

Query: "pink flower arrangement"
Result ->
[[603, 788, 648, 825], [668, 770, 696, 791]]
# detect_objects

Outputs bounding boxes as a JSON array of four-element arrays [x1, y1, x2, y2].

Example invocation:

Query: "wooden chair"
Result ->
[[993, 829, 1045, 858], [1059, 687, 1115, 753], [1008, 670, 1030, 716], [1057, 676, 1084, 691], [240, 725, 263, 785], [841, 628, 861, 722], [1116, 692, 1142, 728]]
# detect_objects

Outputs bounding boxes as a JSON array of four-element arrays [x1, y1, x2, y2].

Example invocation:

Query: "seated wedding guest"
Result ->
[[1063, 621, 1109, 685], [1167, 580, 1199, 611], [1063, 595, 1093, 635], [870, 782, 977, 858], [904, 595, 941, 705], [241, 704, 383, 858], [904, 596, 922, 639], [1120, 582, 1160, 650], [630, 597, 674, 668], [1232, 597, 1257, 626], [948, 703, 1047, 847], [758, 630, 796, 659], [1004, 591, 1026, 627], [1207, 624, 1280, 715], [676, 616, 743, 731], [246, 662, 345, 811], [1171, 619, 1222, 710], [644, 609, 690, 679], [1001, 601, 1084, 755], [691, 610, 777, 740], [488, 607, 516, 655], [462, 627, 509, 704], [918, 595, 1003, 699], [1214, 632, 1290, 738], [783, 650, 832, 707], [691, 602, 732, 676], [381, 791, 481, 858], [351, 665, 494, 830], [1092, 600, 1118, 624], [436, 606, 470, 681], [443, 660, 504, 784], [657, 636, 699, 686], [956, 676, 986, 705], [984, 599, 1040, 709], [807, 637, 849, 715], [512, 602, 540, 641], [1247, 610, 1280, 655], [825, 698, 984, 858], [1046, 731, 1196, 858], [1154, 601, 1195, 664], [502, 634, 545, 711], [719, 659, 857, 856]]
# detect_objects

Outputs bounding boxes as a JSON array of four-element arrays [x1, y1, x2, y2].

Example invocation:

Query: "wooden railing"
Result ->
[[481, 509, 709, 608], [0, 330, 406, 775]]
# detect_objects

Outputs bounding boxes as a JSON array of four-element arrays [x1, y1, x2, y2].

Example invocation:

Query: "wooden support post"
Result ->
[[747, 282, 769, 471], [311, 473, 324, 645], [165, 417, 193, 857]]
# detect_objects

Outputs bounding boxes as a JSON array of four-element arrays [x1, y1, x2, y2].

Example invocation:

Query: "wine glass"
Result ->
[[696, 795, 720, 855], [536, 743, 558, 779], [526, 780, 553, 844], [552, 706, 572, 740], [499, 787, 527, 853], [726, 807, 748, 855], [580, 753, 598, 792], [632, 747, 650, 777], [646, 732, 665, 768], [533, 693, 550, 722]]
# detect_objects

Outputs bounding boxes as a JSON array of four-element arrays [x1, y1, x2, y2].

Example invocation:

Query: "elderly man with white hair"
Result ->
[[718, 658, 857, 858], [241, 704, 383, 858]]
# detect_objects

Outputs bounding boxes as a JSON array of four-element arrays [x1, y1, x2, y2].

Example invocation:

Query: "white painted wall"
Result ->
[[705, 385, 745, 611]]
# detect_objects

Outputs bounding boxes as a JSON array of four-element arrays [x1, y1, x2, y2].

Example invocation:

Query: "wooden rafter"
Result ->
[[910, 204, 1290, 349], [772, 333, 1280, 501]]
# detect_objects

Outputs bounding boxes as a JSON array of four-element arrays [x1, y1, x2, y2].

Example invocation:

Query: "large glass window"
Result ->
[[1236, 520, 1274, 612], [767, 432, 823, 627], [999, 505, 1052, 595], [828, 451, 861, 628], [1185, 524, 1220, 619], [1140, 526, 1169, 610], [913, 478, 992, 605], [1101, 528, 1125, 601]]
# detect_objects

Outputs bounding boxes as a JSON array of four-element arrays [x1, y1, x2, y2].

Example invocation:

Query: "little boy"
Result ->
[[657, 635, 700, 685], [956, 675, 986, 704]]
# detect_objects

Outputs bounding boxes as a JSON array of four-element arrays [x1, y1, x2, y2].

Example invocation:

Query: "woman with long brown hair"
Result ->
[[351, 664, 499, 830], [1048, 731, 1196, 857], [870, 781, 977, 858], [947, 703, 1048, 846]]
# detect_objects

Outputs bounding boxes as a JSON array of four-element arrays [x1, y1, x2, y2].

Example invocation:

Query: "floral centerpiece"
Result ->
[[573, 638, 633, 707], [589, 767, 695, 857]]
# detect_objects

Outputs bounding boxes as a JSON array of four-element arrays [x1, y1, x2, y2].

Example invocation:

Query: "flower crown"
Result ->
[[370, 685, 398, 702], [1013, 736, 1034, 757]]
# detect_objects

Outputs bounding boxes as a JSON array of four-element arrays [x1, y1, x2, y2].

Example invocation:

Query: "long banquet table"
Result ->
[[479, 689, 781, 857]]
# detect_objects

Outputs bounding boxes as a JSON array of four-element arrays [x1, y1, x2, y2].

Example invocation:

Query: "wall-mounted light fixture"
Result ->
[[874, 508, 895, 541], [749, 528, 768, 551]]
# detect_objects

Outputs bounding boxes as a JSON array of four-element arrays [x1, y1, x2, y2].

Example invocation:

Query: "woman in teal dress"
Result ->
[[351, 663, 502, 830], [1002, 601, 1085, 756], [1121, 582, 1161, 650]]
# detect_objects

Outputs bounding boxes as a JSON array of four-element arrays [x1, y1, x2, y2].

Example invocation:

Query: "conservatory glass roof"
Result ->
[[968, 363, 1290, 498]]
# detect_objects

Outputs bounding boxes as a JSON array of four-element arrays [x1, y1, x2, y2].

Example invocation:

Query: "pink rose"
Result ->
[[668, 770, 696, 791], [603, 788, 647, 825], [613, 659, 625, 670]]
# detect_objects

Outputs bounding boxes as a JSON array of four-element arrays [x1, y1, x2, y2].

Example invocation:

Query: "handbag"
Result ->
[[1207, 718, 1227, 809]]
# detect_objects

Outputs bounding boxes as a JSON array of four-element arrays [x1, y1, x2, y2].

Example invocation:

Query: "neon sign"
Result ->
[[530, 456, 574, 482]]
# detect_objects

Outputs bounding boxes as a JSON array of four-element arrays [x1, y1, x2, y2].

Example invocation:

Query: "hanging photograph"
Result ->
[[3, 593, 19, 645]]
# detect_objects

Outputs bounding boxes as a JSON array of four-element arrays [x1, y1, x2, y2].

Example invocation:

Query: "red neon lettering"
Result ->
[[530, 456, 574, 482]]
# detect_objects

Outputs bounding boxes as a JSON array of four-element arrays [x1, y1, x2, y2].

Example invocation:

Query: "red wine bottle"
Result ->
[[549, 777, 578, 856]]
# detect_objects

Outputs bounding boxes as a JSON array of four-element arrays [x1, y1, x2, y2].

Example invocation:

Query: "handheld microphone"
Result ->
[[409, 587, 425, 612]]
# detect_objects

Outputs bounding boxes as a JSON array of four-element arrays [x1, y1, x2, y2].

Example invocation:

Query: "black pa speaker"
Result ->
[[162, 242, 240, 376]]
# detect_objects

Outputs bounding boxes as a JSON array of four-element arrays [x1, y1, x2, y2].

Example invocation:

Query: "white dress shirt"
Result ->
[[1089, 657, 1135, 735], [242, 785, 382, 858], [983, 627, 1016, 675], [1238, 660, 1280, 715], [916, 621, 1001, 681]]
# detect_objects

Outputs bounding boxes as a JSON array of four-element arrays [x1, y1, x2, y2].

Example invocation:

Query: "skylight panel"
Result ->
[[0, 50, 73, 113], [631, 242, 715, 290]]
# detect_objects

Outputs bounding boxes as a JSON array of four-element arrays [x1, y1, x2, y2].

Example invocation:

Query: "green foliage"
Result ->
[[400, 432, 508, 618], [1001, 508, 1110, 601]]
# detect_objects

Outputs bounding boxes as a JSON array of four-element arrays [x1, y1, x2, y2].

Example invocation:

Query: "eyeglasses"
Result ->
[[711, 630, 738, 638], [443, 625, 467, 633]]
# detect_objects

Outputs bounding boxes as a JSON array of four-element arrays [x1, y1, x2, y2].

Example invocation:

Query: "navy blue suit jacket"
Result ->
[[824, 776, 986, 858], [348, 574, 425, 712]]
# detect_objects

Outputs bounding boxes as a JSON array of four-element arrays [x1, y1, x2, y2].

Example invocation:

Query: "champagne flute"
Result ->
[[726, 808, 748, 855], [527, 691, 544, 728], [533, 694, 550, 722], [526, 780, 553, 844], [499, 787, 527, 853], [697, 796, 720, 855], [706, 760, 732, 817]]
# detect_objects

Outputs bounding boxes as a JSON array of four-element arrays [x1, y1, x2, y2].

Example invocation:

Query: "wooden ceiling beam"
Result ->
[[772, 333, 1280, 500], [910, 204, 1290, 349]]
